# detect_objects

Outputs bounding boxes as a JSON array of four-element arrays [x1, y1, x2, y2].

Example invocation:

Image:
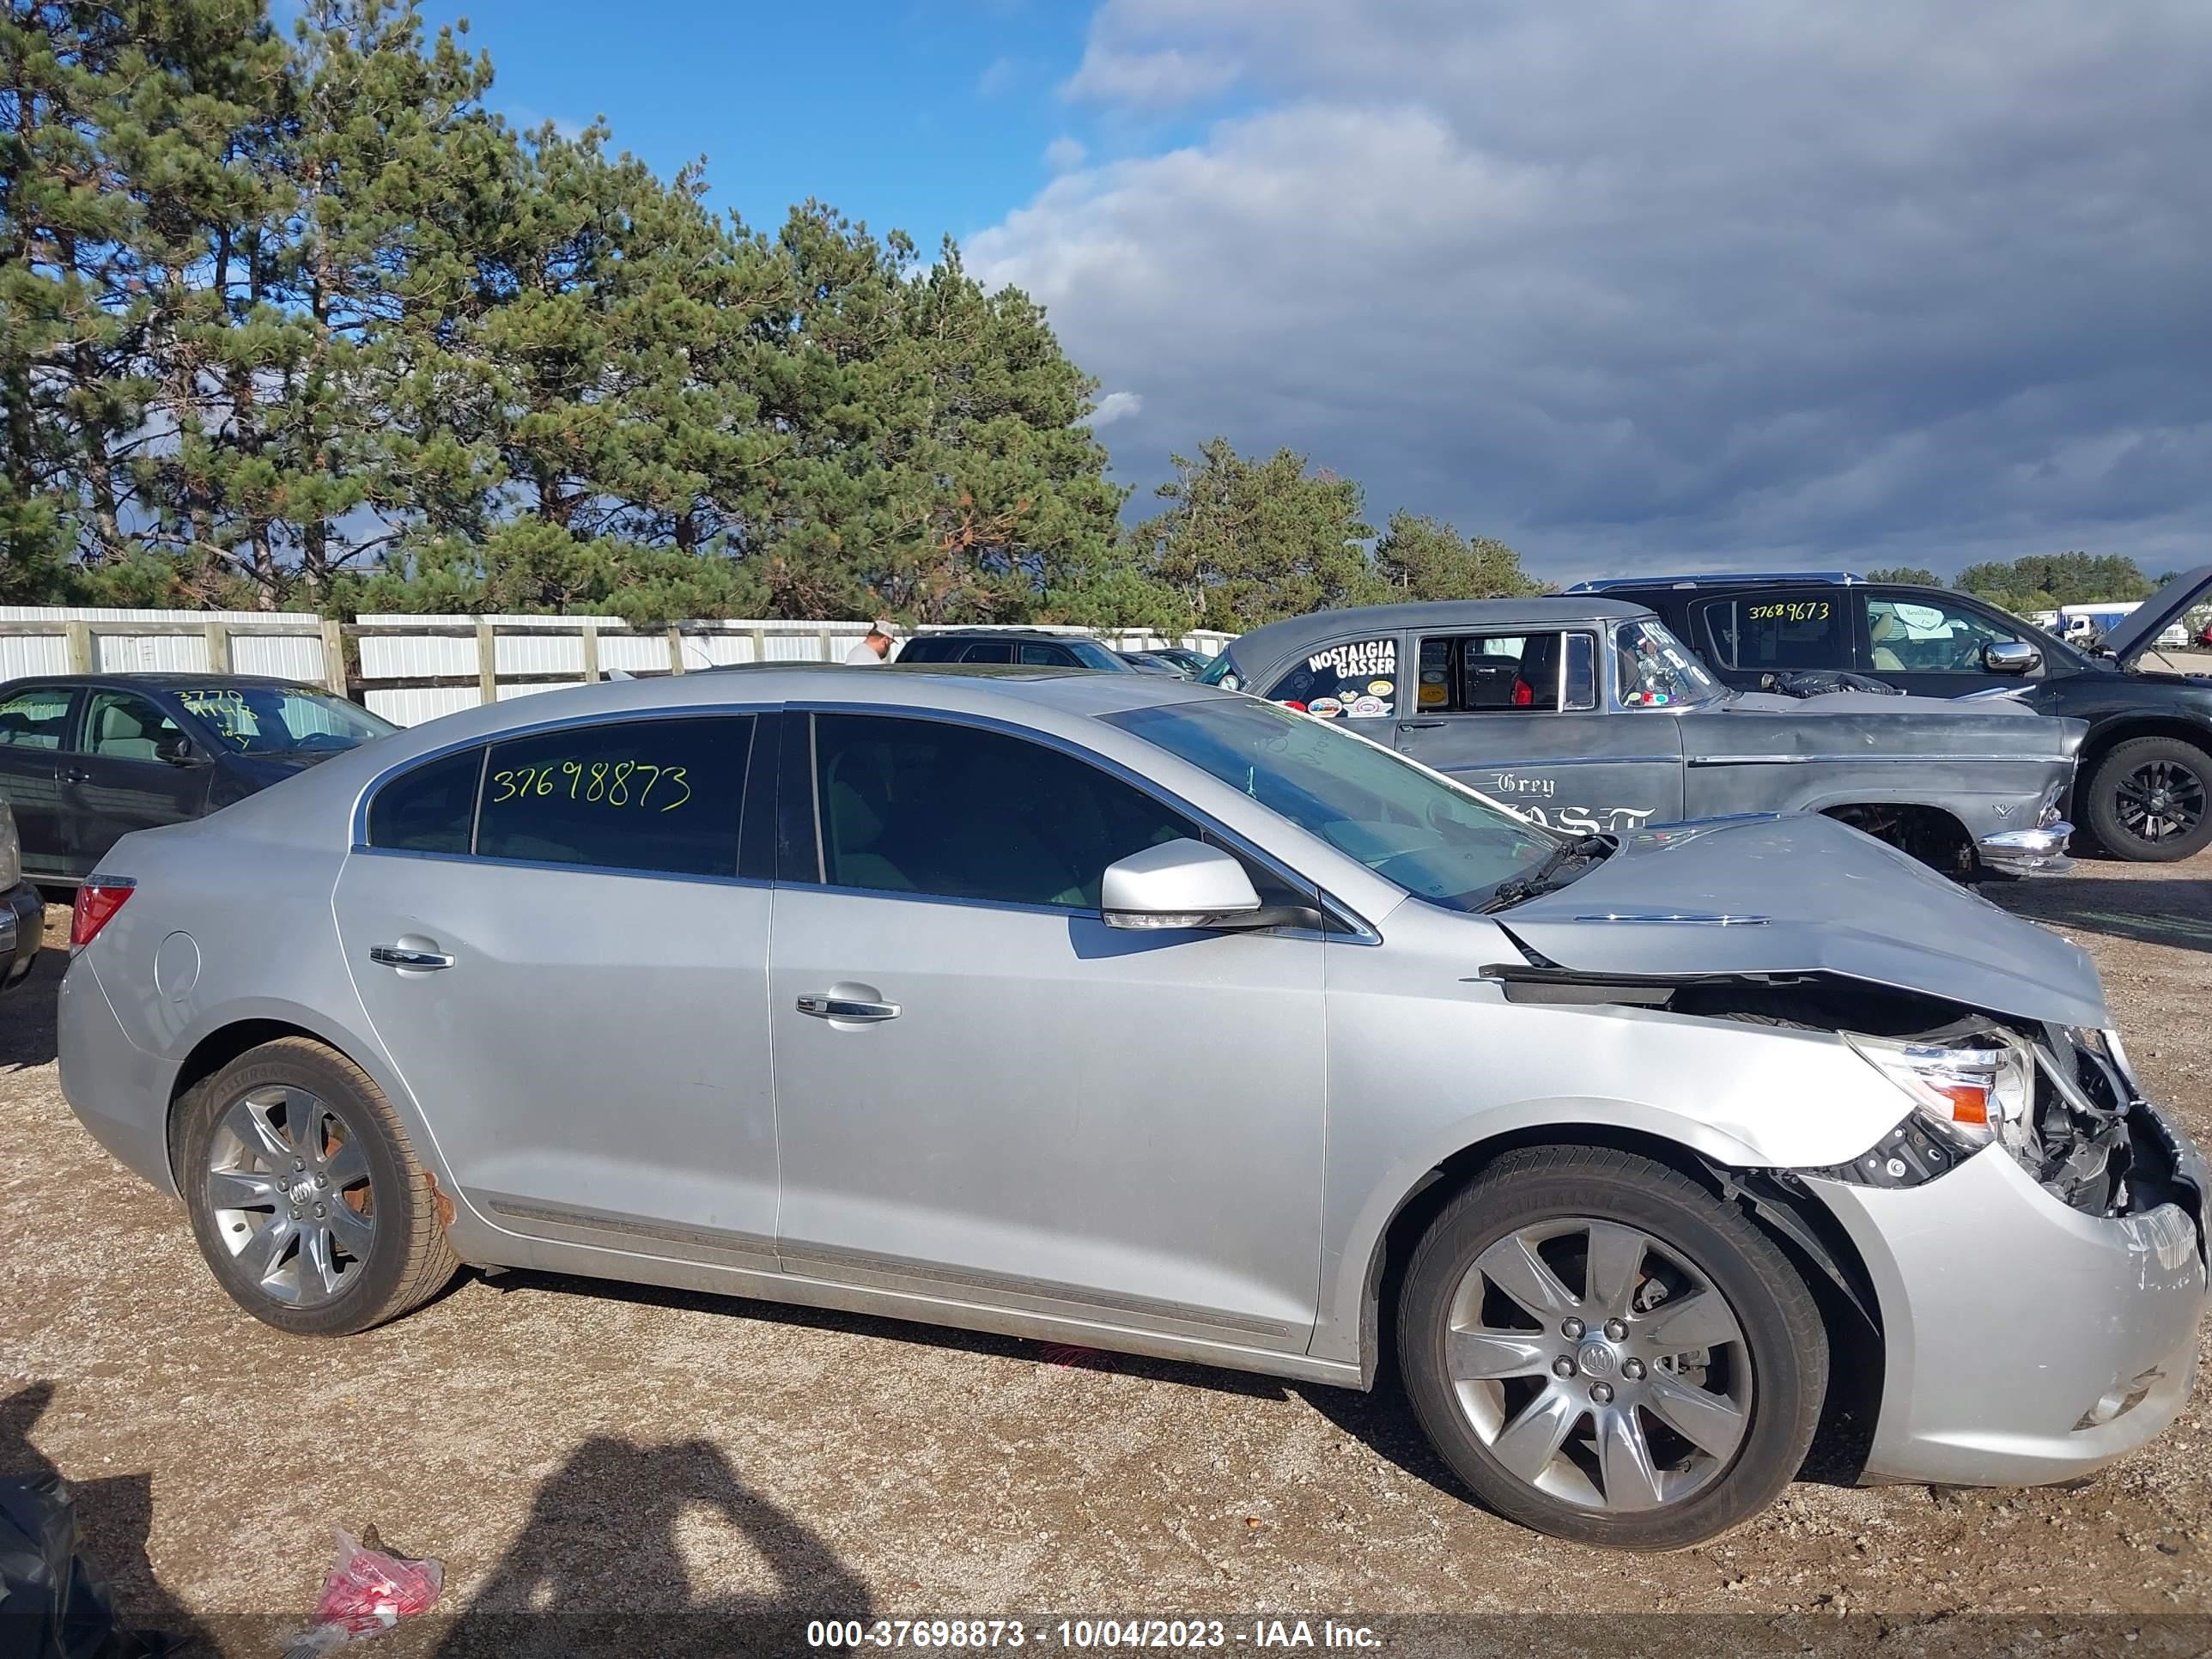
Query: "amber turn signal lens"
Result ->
[[1935, 1082, 1990, 1127]]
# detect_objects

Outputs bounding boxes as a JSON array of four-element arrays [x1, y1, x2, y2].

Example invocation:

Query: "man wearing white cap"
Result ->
[[846, 620, 895, 665]]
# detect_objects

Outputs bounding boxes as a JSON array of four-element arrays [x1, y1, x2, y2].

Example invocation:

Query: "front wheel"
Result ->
[[177, 1037, 459, 1336], [1398, 1146, 1826, 1550], [2083, 736, 2212, 862]]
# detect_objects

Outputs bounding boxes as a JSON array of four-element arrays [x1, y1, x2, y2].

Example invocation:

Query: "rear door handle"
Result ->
[[796, 994, 899, 1022], [1397, 720, 1446, 731], [369, 945, 454, 970], [62, 767, 92, 783]]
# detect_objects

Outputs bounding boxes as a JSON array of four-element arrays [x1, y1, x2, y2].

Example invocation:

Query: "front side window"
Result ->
[[893, 638, 963, 664], [477, 716, 753, 876], [1109, 698, 1556, 913], [1614, 620, 1722, 708], [1698, 594, 1844, 673], [1863, 596, 2033, 675], [82, 690, 185, 761], [0, 687, 74, 750], [812, 713, 1193, 909], [1018, 642, 1073, 666], [173, 684, 393, 754], [1262, 635, 1400, 721], [1415, 633, 1597, 713], [958, 641, 1016, 664]]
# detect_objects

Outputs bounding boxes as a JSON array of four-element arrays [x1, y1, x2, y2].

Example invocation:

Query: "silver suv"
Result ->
[[55, 668, 2207, 1548]]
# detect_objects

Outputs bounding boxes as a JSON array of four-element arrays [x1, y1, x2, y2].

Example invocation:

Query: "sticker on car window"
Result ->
[[1306, 640, 1396, 679], [1307, 696, 1344, 718], [1348, 695, 1389, 718], [1367, 679, 1395, 696]]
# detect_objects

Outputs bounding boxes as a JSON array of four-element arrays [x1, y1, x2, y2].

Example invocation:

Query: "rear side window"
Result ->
[[1699, 596, 1844, 672], [477, 716, 753, 877], [367, 747, 483, 854], [1414, 633, 1597, 713], [1018, 642, 1073, 666], [1263, 636, 1399, 720], [958, 641, 1017, 664], [0, 687, 73, 749], [894, 639, 963, 664]]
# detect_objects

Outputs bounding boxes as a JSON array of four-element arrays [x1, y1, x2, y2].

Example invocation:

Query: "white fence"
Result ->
[[0, 606, 1230, 728]]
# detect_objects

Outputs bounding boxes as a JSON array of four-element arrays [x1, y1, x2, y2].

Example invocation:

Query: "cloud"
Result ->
[[976, 55, 1020, 97], [1042, 136, 1088, 172], [1087, 390, 1145, 427], [981, 1, 2212, 580]]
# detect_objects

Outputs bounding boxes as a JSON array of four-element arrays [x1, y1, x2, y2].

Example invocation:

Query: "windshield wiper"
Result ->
[[1481, 833, 1615, 913]]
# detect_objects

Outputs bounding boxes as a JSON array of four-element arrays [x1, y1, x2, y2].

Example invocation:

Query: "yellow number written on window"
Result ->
[[1747, 601, 1829, 623], [488, 761, 692, 811]]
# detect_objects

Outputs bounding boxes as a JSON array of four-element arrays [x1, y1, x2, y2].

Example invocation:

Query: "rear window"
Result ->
[[1698, 596, 1844, 672], [367, 747, 483, 854], [0, 687, 72, 750], [894, 639, 964, 664], [1262, 636, 1400, 720], [477, 716, 753, 877]]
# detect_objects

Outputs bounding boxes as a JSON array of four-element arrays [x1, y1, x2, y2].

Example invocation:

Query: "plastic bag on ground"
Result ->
[[0, 1473, 166, 1659], [281, 1527, 442, 1658]]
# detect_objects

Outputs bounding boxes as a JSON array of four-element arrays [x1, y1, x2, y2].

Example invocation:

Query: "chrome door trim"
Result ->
[[776, 1238, 1298, 1343], [1688, 752, 2045, 767]]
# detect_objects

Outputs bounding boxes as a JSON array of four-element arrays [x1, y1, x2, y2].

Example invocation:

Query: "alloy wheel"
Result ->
[[1445, 1218, 1753, 1512], [2114, 759, 2206, 846], [204, 1085, 376, 1307]]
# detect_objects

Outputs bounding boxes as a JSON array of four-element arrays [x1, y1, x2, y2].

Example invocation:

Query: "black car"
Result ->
[[893, 630, 1137, 672], [0, 673, 398, 884], [1572, 567, 2212, 861]]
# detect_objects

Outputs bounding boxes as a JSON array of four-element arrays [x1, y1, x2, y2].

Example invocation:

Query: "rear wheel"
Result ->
[[1398, 1146, 1826, 1550], [2084, 736, 2212, 862], [177, 1037, 458, 1336]]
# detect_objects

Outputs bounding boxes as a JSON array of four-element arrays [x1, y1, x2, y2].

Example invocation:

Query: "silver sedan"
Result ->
[[56, 666, 2208, 1549]]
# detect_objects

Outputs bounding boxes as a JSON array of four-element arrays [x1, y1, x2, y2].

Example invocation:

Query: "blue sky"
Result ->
[[408, 1, 2212, 584], [412, 0, 1185, 249]]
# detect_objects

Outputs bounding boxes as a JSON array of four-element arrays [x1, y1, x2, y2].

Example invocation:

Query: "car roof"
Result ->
[[1566, 572, 1869, 592], [0, 672, 307, 691]]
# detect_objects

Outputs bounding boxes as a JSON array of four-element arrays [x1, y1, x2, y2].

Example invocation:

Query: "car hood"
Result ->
[[2096, 564, 2212, 665], [1495, 814, 2107, 1028]]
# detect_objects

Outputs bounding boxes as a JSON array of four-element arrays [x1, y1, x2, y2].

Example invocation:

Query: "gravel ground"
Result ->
[[3, 863, 2210, 1656]]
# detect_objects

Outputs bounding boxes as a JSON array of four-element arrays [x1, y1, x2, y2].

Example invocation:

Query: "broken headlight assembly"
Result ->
[[1805, 1020, 2169, 1218]]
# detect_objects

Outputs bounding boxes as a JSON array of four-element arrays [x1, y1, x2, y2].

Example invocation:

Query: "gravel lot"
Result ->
[[3, 862, 2210, 1656]]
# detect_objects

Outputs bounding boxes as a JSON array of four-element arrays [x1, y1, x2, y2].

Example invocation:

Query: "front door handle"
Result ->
[[796, 993, 899, 1022], [1397, 720, 1446, 731], [369, 945, 454, 970], [62, 767, 92, 783]]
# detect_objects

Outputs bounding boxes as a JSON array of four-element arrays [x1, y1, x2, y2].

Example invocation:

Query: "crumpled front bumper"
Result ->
[[1977, 820, 2074, 877], [1806, 1101, 2208, 1488]]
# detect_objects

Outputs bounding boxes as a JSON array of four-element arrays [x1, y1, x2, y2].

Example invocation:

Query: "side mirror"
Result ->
[[155, 731, 205, 766], [1982, 641, 2040, 676], [1099, 840, 1280, 931]]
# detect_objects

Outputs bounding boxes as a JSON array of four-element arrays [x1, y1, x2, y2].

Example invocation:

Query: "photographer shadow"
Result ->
[[435, 1436, 871, 1657]]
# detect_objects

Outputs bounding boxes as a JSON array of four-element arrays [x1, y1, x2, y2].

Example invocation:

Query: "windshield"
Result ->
[[1107, 697, 1565, 912], [173, 685, 395, 755], [1066, 639, 1130, 672], [1195, 651, 1242, 690], [1613, 619, 1723, 708]]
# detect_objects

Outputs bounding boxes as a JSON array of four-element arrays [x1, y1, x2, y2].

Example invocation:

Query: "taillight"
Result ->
[[70, 876, 136, 950]]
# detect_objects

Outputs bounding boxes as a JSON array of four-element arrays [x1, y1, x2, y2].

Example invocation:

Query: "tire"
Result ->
[[1397, 1146, 1826, 1550], [2083, 736, 2212, 862], [176, 1037, 459, 1336]]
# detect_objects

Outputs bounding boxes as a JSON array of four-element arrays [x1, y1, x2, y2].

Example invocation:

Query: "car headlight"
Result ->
[[1845, 1029, 2033, 1152]]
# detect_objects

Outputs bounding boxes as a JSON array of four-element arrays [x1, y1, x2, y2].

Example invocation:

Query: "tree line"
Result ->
[[1867, 554, 2171, 618], [0, 0, 1542, 633]]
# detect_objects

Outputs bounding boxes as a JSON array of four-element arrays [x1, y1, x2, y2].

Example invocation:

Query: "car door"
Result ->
[[1856, 589, 2047, 697], [64, 688, 213, 878], [1389, 629, 1685, 836], [767, 708, 1327, 1353], [0, 684, 76, 878], [1690, 590, 1858, 690], [331, 711, 782, 1264]]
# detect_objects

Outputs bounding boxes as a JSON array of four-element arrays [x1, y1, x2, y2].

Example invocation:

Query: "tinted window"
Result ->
[[1263, 636, 1400, 720], [1018, 642, 1073, 666], [367, 747, 484, 854], [1064, 639, 1127, 672], [1698, 595, 1844, 672], [82, 690, 185, 760], [958, 641, 1017, 664], [1414, 633, 1597, 714], [0, 687, 73, 749], [1865, 595, 2031, 674], [894, 639, 963, 664], [477, 716, 752, 877], [813, 713, 1194, 909]]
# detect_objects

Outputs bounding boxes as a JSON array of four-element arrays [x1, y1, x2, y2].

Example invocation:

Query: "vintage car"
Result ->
[[1198, 599, 2084, 878]]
